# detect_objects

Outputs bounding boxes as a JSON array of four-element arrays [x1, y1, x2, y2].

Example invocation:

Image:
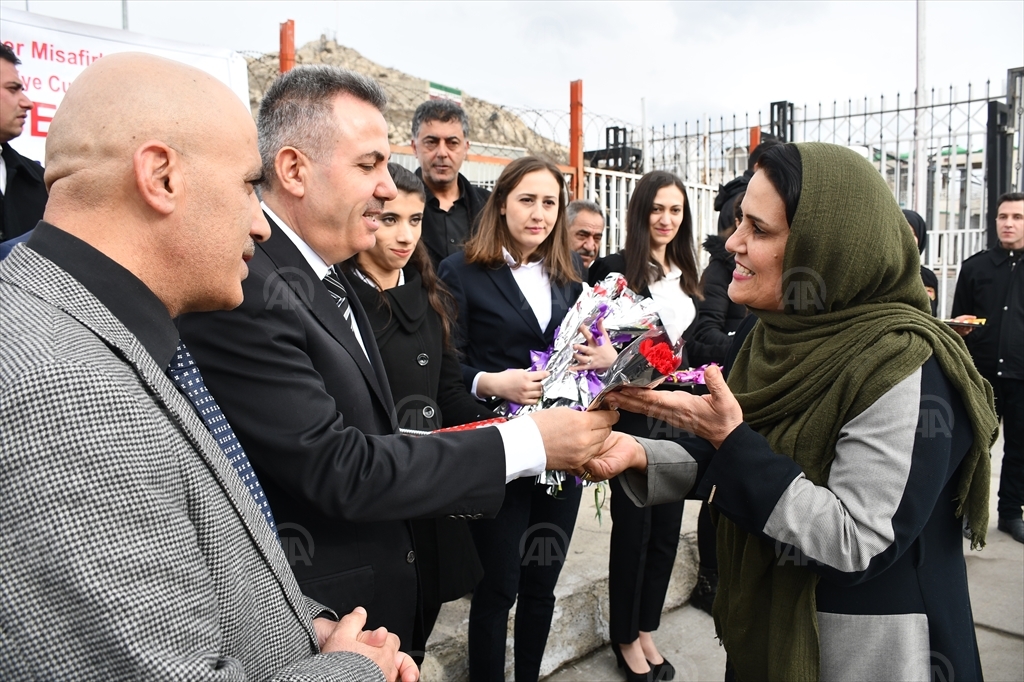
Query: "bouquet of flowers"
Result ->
[[492, 273, 664, 495], [496, 273, 661, 419], [587, 328, 685, 411]]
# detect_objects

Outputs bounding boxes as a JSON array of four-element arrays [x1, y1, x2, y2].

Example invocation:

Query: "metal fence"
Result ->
[[642, 70, 1023, 317]]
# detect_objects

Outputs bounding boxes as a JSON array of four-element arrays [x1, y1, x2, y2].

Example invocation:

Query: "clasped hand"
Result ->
[[561, 365, 744, 483], [313, 607, 419, 681]]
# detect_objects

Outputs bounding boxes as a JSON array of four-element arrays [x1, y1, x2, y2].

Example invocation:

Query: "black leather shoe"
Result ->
[[649, 657, 676, 680], [997, 516, 1024, 543], [689, 567, 718, 616], [610, 642, 654, 682]]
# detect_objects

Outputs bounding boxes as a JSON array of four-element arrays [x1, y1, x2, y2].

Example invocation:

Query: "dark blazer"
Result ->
[[177, 215, 507, 648], [1, 143, 47, 242], [348, 265, 495, 604], [437, 251, 584, 390]]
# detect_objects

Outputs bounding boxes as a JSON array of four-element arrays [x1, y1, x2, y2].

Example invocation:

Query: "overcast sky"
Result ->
[[3, 0, 1021, 128]]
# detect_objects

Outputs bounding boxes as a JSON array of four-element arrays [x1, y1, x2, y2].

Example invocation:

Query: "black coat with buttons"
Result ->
[[952, 245, 1024, 381], [349, 266, 496, 431], [349, 266, 496, 607]]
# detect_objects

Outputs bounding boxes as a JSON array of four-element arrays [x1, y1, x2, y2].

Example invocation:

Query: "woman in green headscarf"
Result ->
[[594, 142, 997, 682]]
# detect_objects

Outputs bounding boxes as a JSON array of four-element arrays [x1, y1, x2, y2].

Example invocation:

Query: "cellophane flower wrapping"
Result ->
[[493, 272, 663, 494], [586, 327, 685, 411]]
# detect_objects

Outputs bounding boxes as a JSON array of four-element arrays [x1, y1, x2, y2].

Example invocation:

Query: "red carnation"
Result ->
[[639, 339, 681, 375]]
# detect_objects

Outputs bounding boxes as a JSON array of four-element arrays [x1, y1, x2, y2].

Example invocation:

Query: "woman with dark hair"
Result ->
[[438, 156, 616, 681], [344, 162, 497, 659], [587, 170, 702, 681], [904, 208, 939, 316], [600, 142, 996, 682]]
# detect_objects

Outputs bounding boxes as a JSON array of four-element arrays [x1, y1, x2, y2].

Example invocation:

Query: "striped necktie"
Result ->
[[323, 266, 353, 323], [166, 341, 278, 538]]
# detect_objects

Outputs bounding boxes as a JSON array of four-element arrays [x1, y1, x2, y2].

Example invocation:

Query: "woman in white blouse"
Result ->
[[588, 170, 703, 681], [438, 156, 615, 682]]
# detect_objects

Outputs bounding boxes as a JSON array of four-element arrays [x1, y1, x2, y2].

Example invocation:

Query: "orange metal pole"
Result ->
[[749, 125, 761, 153], [569, 80, 584, 200], [280, 20, 295, 73]]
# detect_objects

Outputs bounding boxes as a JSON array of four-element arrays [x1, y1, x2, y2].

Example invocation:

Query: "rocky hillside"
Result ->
[[246, 37, 567, 162]]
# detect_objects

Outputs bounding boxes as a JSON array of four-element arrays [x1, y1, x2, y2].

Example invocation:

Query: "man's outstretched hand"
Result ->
[[317, 608, 419, 681], [530, 407, 619, 471]]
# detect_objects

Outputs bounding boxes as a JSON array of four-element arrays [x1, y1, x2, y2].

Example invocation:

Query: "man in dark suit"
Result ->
[[177, 65, 618, 653], [2, 52, 413, 681], [0, 43, 47, 243], [410, 99, 490, 266]]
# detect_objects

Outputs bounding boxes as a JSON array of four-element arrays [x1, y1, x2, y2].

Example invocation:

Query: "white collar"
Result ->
[[653, 261, 682, 281], [261, 200, 333, 280], [353, 266, 405, 289], [503, 247, 544, 270]]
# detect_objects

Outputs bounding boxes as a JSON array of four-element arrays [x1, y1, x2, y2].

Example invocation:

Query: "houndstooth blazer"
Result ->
[[0, 244, 385, 681]]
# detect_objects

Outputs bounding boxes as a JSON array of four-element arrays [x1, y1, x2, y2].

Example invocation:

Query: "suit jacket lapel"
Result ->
[[486, 265, 546, 344], [258, 216, 396, 427], [0, 247, 318, 644]]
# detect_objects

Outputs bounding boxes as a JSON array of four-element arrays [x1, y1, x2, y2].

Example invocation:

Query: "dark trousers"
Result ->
[[468, 477, 582, 682], [608, 475, 684, 643], [995, 378, 1024, 517]]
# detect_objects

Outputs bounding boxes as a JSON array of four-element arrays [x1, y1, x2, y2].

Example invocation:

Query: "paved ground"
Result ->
[[547, 431, 1024, 682]]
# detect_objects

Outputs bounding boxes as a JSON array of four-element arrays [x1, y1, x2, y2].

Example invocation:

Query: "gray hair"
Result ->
[[566, 200, 604, 227], [257, 65, 388, 187], [411, 99, 470, 140]]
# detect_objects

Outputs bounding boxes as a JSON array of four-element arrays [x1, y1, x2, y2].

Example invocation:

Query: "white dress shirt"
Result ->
[[647, 263, 696, 345]]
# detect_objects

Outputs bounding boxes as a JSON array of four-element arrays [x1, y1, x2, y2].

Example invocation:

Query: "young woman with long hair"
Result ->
[[588, 170, 703, 681], [343, 163, 497, 660], [438, 155, 616, 681]]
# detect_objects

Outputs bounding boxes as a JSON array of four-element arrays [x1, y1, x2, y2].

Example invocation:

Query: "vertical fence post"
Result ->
[[570, 80, 584, 200], [749, 125, 761, 153], [280, 20, 295, 73]]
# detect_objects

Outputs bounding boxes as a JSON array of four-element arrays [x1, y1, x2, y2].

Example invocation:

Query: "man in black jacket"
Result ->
[[178, 65, 619, 653], [0, 43, 47, 243], [952, 191, 1024, 542], [410, 99, 490, 266]]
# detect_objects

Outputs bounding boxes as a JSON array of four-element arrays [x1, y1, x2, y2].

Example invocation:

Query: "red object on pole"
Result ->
[[280, 20, 295, 73], [749, 125, 761, 153], [569, 80, 584, 200]]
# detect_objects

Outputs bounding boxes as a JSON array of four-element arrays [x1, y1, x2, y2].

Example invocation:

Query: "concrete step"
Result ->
[[421, 492, 703, 681]]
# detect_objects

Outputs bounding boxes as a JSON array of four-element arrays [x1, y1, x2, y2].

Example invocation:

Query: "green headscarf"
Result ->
[[715, 142, 997, 682]]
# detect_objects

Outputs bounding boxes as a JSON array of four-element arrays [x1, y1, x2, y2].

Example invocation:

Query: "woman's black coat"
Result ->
[[349, 265, 494, 604]]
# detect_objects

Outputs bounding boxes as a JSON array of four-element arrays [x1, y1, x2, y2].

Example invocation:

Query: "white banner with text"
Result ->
[[1, 8, 249, 163]]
